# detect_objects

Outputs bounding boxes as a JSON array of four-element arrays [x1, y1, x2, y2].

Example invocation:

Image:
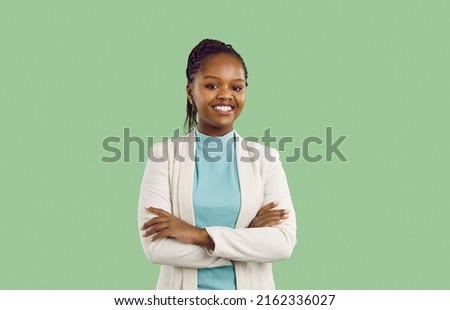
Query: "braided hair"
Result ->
[[184, 39, 248, 134]]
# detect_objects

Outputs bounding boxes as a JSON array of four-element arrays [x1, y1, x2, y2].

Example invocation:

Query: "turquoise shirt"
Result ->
[[193, 128, 241, 290]]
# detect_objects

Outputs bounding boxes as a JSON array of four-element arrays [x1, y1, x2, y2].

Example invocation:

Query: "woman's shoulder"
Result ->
[[147, 130, 193, 162]]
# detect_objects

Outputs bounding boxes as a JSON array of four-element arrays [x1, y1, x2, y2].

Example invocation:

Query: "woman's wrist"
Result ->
[[194, 228, 215, 251]]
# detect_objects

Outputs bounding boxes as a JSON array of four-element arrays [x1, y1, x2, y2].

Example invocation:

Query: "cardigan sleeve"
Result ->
[[138, 142, 232, 269], [204, 147, 297, 263]]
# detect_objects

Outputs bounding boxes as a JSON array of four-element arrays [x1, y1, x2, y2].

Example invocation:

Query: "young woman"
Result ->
[[138, 39, 297, 290]]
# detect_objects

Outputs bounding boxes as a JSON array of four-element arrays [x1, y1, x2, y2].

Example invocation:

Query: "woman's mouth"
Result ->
[[213, 105, 234, 115]]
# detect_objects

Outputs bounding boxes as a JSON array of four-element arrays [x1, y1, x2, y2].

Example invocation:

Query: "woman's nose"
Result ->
[[217, 88, 233, 100]]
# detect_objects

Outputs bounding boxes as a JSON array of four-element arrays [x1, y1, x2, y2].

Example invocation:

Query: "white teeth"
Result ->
[[214, 106, 232, 111]]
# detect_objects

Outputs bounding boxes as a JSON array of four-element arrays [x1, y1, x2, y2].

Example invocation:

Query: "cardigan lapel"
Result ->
[[234, 130, 258, 228], [176, 130, 198, 290], [177, 130, 196, 225]]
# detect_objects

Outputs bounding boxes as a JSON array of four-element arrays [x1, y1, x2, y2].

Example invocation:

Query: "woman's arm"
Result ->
[[140, 144, 297, 264], [138, 142, 231, 269], [141, 206, 215, 250], [204, 148, 297, 263]]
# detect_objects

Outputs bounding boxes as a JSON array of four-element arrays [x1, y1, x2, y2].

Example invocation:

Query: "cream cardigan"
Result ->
[[138, 129, 297, 289]]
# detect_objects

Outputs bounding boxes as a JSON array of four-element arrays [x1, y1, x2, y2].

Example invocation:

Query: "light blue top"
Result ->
[[193, 127, 241, 290]]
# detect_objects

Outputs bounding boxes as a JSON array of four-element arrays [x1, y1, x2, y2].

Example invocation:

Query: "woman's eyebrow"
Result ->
[[203, 75, 245, 82]]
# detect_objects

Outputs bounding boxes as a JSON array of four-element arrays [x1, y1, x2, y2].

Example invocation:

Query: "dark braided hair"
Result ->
[[184, 39, 248, 134]]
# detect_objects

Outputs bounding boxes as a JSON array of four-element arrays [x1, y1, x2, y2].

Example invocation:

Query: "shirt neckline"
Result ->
[[194, 127, 235, 143]]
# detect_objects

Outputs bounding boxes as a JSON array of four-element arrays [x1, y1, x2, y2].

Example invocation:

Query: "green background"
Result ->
[[1, 0, 449, 289]]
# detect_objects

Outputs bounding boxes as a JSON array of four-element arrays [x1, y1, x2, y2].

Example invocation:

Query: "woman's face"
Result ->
[[187, 53, 246, 136]]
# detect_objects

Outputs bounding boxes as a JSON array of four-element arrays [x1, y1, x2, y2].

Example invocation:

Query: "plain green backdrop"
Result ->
[[1, 0, 449, 289]]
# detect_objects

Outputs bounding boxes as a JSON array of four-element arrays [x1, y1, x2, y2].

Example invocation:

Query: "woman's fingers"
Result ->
[[140, 209, 200, 244], [250, 207, 289, 228], [258, 209, 288, 223], [141, 216, 168, 230], [142, 222, 169, 237], [145, 206, 171, 216], [141, 207, 172, 231], [259, 202, 278, 212], [151, 229, 172, 242], [253, 203, 277, 219], [263, 209, 288, 218]]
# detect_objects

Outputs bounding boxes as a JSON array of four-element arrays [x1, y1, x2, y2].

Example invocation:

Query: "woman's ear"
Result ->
[[186, 83, 193, 102]]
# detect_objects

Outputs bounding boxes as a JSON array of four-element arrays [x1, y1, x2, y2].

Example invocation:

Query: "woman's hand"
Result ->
[[141, 207, 215, 250], [249, 202, 289, 228]]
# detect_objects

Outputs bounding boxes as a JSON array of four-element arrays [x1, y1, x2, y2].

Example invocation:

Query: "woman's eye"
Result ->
[[205, 84, 217, 89], [232, 86, 243, 92]]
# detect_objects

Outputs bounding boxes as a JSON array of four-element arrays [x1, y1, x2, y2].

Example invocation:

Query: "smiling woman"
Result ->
[[186, 52, 246, 136], [138, 39, 297, 290]]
